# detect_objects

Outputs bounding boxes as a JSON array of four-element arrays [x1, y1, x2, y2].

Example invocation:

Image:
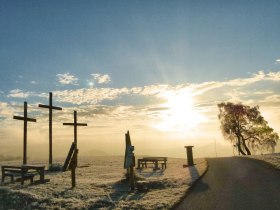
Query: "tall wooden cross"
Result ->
[[13, 101, 36, 165], [63, 110, 87, 149], [63, 110, 87, 187], [38, 92, 62, 165]]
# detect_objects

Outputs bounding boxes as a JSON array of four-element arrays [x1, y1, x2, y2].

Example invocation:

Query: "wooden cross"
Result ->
[[13, 101, 36, 165], [38, 92, 62, 165], [63, 111, 87, 187], [63, 110, 87, 148]]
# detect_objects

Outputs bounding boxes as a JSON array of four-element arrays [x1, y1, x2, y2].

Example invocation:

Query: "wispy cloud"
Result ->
[[48, 71, 280, 108], [0, 102, 15, 119], [53, 88, 130, 105], [91, 73, 111, 84], [30, 81, 38, 85], [56, 72, 79, 85], [2, 71, 280, 131], [275, 59, 280, 64], [191, 71, 280, 96], [7, 89, 31, 98]]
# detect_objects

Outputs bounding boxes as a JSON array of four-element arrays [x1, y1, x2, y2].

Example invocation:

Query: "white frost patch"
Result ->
[[248, 153, 280, 170], [0, 156, 207, 209]]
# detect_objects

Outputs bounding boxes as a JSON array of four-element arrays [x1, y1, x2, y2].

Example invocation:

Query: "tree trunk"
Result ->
[[237, 137, 246, 155], [242, 138, 251, 155]]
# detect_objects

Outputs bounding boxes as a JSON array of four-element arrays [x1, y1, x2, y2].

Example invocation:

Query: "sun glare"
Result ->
[[155, 90, 206, 132]]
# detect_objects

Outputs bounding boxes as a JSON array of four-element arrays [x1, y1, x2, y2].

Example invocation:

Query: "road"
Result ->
[[174, 157, 280, 210]]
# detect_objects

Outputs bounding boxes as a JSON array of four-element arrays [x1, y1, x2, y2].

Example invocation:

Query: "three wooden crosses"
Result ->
[[13, 92, 87, 166]]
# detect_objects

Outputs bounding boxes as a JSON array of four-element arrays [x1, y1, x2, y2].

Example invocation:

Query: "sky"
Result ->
[[0, 0, 280, 160]]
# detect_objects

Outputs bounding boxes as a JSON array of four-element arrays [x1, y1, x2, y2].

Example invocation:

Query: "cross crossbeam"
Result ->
[[63, 110, 87, 147], [13, 116, 36, 122], [13, 102, 36, 164], [38, 92, 62, 165]]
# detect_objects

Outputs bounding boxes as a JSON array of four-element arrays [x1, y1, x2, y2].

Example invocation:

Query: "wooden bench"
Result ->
[[137, 157, 168, 170], [1, 166, 36, 185], [1, 165, 45, 185]]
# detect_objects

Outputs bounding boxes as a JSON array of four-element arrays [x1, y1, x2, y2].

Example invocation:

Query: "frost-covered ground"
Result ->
[[0, 156, 207, 210], [248, 153, 280, 170]]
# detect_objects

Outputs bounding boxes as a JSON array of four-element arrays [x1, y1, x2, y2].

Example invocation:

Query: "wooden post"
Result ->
[[129, 166, 135, 190], [71, 167, 76, 188], [124, 131, 131, 179], [38, 92, 62, 166], [183, 146, 194, 167], [71, 150, 78, 188], [13, 102, 36, 165], [124, 131, 135, 190]]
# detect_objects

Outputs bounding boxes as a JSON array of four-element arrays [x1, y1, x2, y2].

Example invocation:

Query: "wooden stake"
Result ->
[[129, 166, 135, 190]]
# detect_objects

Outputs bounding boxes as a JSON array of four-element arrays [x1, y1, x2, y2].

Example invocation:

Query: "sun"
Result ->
[[155, 90, 206, 132], [88, 81, 94, 88]]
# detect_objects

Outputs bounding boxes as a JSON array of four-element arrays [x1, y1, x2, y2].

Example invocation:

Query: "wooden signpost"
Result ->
[[13, 102, 36, 165], [124, 130, 132, 170], [38, 92, 62, 166], [63, 111, 87, 187], [63, 142, 78, 187], [124, 130, 135, 190], [63, 142, 76, 172]]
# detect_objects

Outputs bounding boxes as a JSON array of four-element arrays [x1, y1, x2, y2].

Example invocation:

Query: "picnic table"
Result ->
[[137, 157, 168, 170], [1, 165, 46, 185]]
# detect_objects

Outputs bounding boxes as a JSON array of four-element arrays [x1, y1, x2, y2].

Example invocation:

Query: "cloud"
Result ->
[[7, 89, 31, 98], [0, 102, 15, 118], [48, 70, 280, 109], [1, 70, 280, 157], [56, 72, 79, 85], [275, 59, 280, 64], [140, 84, 170, 96], [91, 74, 111, 84], [30, 81, 38, 85], [267, 71, 280, 80], [191, 71, 280, 97], [53, 88, 130, 105], [6, 90, 48, 100]]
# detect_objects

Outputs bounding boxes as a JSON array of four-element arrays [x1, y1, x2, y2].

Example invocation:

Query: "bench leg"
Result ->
[[137, 159, 141, 169], [2, 175, 15, 183], [30, 177, 34, 184]]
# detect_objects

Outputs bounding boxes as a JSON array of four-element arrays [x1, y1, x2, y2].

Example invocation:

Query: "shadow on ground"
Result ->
[[188, 164, 209, 193], [88, 179, 147, 209]]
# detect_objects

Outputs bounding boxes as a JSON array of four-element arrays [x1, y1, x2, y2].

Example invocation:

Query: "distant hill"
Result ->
[[0, 154, 21, 161], [80, 149, 109, 157]]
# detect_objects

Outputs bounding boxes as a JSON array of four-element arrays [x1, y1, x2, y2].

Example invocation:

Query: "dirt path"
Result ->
[[174, 157, 280, 210]]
